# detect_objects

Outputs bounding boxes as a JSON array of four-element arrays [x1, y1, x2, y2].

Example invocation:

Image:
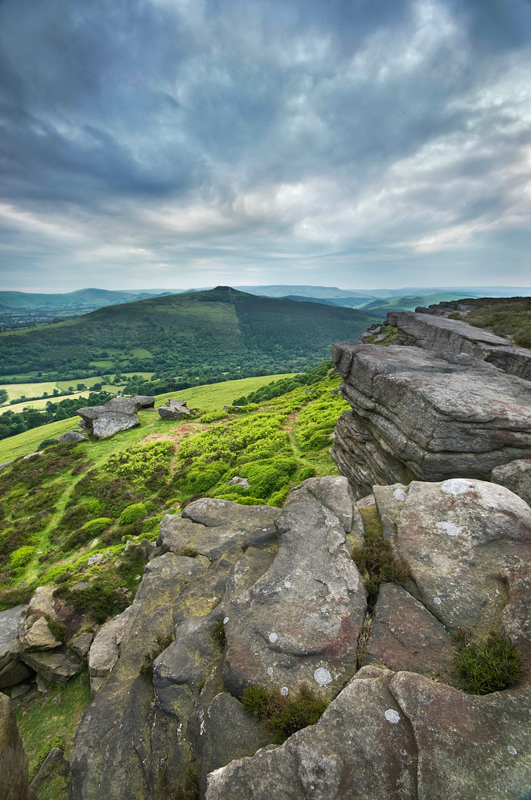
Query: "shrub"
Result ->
[[352, 507, 410, 606], [9, 545, 36, 570], [119, 503, 147, 526], [30, 734, 65, 781], [242, 683, 327, 744], [298, 466, 317, 482], [453, 631, 523, 694], [45, 615, 67, 643], [81, 518, 113, 536], [200, 410, 227, 423], [38, 438, 58, 449]]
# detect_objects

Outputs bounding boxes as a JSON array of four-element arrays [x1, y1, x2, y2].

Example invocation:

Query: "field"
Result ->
[[0, 373, 295, 462]]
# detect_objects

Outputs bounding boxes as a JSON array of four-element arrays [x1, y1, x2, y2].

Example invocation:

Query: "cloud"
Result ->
[[0, 0, 530, 290]]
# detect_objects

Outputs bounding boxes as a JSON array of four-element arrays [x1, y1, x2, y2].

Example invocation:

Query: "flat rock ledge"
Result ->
[[331, 342, 531, 497]]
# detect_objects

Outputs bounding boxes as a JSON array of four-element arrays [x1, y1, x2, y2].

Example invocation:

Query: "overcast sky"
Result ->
[[0, 0, 530, 293]]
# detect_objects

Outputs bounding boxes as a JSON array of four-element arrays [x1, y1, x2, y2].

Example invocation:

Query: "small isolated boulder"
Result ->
[[227, 476, 250, 488], [77, 396, 143, 439], [158, 398, 192, 420], [57, 431, 88, 443]]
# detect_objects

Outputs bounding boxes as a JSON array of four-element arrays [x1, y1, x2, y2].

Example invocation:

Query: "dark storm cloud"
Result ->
[[0, 0, 530, 290]]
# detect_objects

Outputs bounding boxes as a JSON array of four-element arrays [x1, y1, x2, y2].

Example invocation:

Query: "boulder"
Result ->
[[0, 692, 36, 800], [19, 616, 61, 651], [388, 479, 531, 642], [76, 396, 143, 439], [131, 395, 155, 409], [491, 458, 531, 507], [57, 431, 88, 443], [30, 746, 70, 796], [331, 342, 531, 496], [158, 399, 192, 420], [365, 583, 454, 681], [227, 476, 250, 488], [206, 666, 531, 800], [88, 607, 133, 691], [222, 477, 366, 699], [0, 605, 33, 690], [20, 649, 81, 685], [158, 499, 281, 561], [387, 310, 531, 380]]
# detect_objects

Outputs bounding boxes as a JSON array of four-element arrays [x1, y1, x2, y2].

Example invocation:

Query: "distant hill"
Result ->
[[0, 288, 170, 309], [0, 286, 379, 379]]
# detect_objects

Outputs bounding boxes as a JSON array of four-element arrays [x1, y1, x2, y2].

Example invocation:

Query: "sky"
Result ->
[[0, 0, 530, 293]]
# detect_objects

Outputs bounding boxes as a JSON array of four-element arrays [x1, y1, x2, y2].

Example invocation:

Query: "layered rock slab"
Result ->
[[0, 692, 36, 800], [222, 477, 366, 699], [331, 342, 531, 495], [387, 310, 531, 380]]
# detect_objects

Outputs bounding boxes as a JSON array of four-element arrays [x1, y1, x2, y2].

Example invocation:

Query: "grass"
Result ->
[[0, 381, 61, 402], [0, 417, 80, 461], [14, 669, 92, 777], [241, 683, 327, 744], [453, 631, 523, 694], [155, 373, 297, 411]]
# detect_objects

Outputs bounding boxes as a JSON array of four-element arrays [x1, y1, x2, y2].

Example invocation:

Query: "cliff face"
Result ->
[[331, 311, 531, 499]]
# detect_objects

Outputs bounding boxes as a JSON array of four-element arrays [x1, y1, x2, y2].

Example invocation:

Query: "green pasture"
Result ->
[[155, 373, 296, 410]]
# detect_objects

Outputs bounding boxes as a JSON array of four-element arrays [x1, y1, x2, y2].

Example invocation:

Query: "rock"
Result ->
[[27, 586, 56, 618], [20, 649, 81, 684], [227, 476, 250, 488], [68, 551, 220, 800], [57, 431, 88, 443], [206, 666, 531, 800], [0, 692, 36, 800], [131, 395, 155, 409], [153, 611, 224, 715], [158, 398, 192, 420], [388, 479, 531, 641], [365, 583, 454, 681], [19, 616, 61, 651], [88, 607, 133, 689], [30, 746, 69, 796], [87, 553, 104, 565], [387, 310, 531, 380], [10, 682, 31, 698], [491, 458, 531, 507], [70, 581, 92, 592], [206, 666, 418, 800], [158, 500, 281, 561], [222, 477, 367, 699], [0, 605, 32, 690], [77, 396, 143, 439], [195, 692, 271, 796], [92, 412, 141, 438], [331, 342, 531, 496], [70, 632, 94, 660]]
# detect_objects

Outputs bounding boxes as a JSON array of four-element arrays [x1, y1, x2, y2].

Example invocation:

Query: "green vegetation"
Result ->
[[363, 325, 398, 345], [351, 507, 410, 605], [453, 297, 531, 349], [0, 391, 112, 442], [139, 633, 174, 679], [241, 683, 327, 744], [453, 630, 523, 694], [0, 287, 377, 381], [14, 670, 91, 778], [170, 764, 200, 800], [0, 363, 348, 613]]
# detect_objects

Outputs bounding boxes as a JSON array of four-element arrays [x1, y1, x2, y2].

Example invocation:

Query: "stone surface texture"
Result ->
[[387, 310, 531, 380], [57, 431, 88, 443], [66, 475, 531, 800], [76, 395, 149, 438], [0, 605, 32, 689], [491, 457, 531, 508], [331, 342, 531, 496], [0, 692, 36, 800]]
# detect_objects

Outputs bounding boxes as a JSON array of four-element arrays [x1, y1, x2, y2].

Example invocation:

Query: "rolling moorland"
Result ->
[[1, 294, 531, 799]]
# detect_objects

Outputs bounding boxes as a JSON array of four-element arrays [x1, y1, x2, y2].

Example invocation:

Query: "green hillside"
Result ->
[[0, 287, 376, 380], [449, 296, 531, 348], [0, 364, 347, 613]]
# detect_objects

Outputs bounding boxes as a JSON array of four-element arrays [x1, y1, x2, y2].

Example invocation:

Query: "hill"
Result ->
[[0, 286, 378, 380]]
